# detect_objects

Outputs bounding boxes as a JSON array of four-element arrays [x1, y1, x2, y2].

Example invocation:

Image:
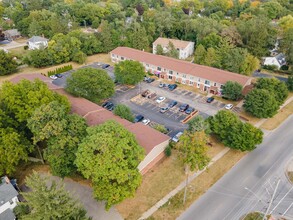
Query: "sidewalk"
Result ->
[[138, 96, 293, 220]]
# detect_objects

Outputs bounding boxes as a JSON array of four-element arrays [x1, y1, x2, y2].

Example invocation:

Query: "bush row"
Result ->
[[47, 65, 73, 76]]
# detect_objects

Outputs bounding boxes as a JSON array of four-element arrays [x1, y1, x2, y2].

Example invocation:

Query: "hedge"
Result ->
[[47, 65, 73, 76]]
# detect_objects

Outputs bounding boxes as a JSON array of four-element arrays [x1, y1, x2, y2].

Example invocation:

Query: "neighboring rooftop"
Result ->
[[4, 29, 20, 37], [0, 209, 16, 220], [111, 47, 251, 86], [275, 53, 286, 66], [0, 177, 18, 206], [153, 37, 192, 49], [28, 36, 48, 43]]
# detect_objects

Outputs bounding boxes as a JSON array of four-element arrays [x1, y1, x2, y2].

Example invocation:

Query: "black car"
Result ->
[[102, 64, 110, 69], [146, 78, 155, 83], [179, 104, 189, 112], [134, 115, 144, 123], [55, 73, 63, 78], [102, 101, 110, 108], [168, 100, 178, 108], [168, 84, 177, 91], [185, 107, 195, 114], [206, 97, 215, 103], [105, 102, 114, 111]]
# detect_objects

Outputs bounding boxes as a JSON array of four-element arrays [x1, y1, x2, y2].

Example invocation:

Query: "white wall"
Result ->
[[28, 41, 48, 50], [0, 197, 18, 214]]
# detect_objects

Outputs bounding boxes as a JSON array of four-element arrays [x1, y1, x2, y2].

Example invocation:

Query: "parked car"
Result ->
[[105, 102, 114, 111], [148, 93, 157, 99], [55, 73, 63, 78], [156, 96, 166, 103], [146, 78, 155, 83], [134, 115, 144, 123], [225, 104, 233, 110], [102, 101, 110, 108], [102, 64, 110, 69], [159, 83, 164, 88], [160, 106, 169, 113], [163, 83, 170, 89], [179, 104, 189, 112], [172, 132, 183, 143], [50, 75, 58, 80], [141, 90, 150, 97], [206, 97, 215, 103], [142, 118, 150, 125], [168, 100, 178, 108], [168, 84, 177, 91], [185, 107, 195, 114]]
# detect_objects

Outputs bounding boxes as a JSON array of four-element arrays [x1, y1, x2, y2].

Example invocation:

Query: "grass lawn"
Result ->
[[0, 53, 112, 85], [116, 137, 225, 220], [150, 149, 246, 220], [9, 46, 29, 58], [238, 110, 261, 125], [261, 100, 293, 130]]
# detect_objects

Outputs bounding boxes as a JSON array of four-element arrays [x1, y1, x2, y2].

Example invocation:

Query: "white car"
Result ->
[[142, 118, 150, 125], [225, 104, 233, 110], [172, 132, 183, 143], [50, 75, 58, 80], [156, 96, 166, 103]]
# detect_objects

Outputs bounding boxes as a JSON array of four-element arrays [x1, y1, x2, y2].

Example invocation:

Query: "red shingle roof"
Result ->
[[110, 47, 251, 86], [153, 37, 192, 49]]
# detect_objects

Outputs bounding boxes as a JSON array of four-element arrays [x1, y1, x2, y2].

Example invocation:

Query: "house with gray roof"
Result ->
[[0, 177, 19, 220], [27, 36, 48, 50], [263, 53, 286, 69]]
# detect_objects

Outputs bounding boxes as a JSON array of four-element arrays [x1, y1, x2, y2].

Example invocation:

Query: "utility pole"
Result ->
[[263, 178, 281, 220]]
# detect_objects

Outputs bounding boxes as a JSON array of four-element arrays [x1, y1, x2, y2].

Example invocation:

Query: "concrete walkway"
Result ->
[[42, 173, 123, 220], [138, 96, 293, 220]]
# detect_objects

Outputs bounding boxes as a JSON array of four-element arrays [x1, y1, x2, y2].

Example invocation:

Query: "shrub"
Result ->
[[263, 64, 278, 71], [164, 145, 172, 157], [24, 45, 29, 50], [47, 65, 73, 76]]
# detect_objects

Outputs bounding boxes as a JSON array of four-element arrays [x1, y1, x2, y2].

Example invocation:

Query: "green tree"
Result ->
[[113, 104, 134, 122], [203, 47, 220, 67], [0, 79, 69, 123], [261, 1, 284, 19], [280, 28, 293, 66], [114, 60, 145, 85], [187, 115, 209, 133], [176, 131, 210, 203], [0, 50, 18, 76], [194, 44, 207, 65], [166, 41, 179, 59], [19, 172, 89, 220], [244, 89, 279, 118], [0, 127, 33, 175], [75, 120, 145, 210], [287, 76, 293, 91], [66, 67, 115, 103], [27, 101, 87, 177], [156, 44, 164, 55], [200, 32, 222, 49], [255, 78, 288, 104], [208, 110, 263, 151], [222, 81, 243, 101]]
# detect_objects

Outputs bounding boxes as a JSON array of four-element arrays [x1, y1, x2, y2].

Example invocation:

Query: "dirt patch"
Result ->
[[261, 100, 293, 130], [116, 140, 225, 220], [151, 149, 246, 220]]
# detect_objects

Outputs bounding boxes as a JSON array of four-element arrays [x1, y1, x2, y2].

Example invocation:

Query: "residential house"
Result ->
[[110, 47, 252, 94], [0, 177, 19, 220], [263, 53, 286, 70], [10, 74, 170, 175], [4, 29, 21, 40], [153, 37, 195, 59], [27, 36, 48, 50]]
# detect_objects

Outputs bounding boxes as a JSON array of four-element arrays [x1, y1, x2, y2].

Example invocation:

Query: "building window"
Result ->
[[197, 83, 200, 88], [146, 64, 149, 67], [183, 74, 186, 78], [157, 67, 161, 71], [220, 85, 224, 89], [169, 70, 173, 75], [205, 80, 210, 85], [182, 80, 186, 84], [121, 57, 124, 60], [177, 72, 179, 75], [198, 78, 201, 82], [111, 54, 114, 57], [214, 82, 217, 86], [190, 76, 194, 80], [189, 81, 194, 85], [9, 200, 13, 205], [168, 75, 172, 80]]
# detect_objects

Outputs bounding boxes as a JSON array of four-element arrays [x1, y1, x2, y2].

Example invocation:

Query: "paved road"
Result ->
[[253, 71, 288, 82], [178, 115, 293, 220]]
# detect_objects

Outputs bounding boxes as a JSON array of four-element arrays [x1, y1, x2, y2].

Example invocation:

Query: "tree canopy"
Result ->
[[114, 60, 145, 85], [113, 104, 134, 122], [208, 110, 263, 151], [0, 50, 18, 76], [17, 172, 89, 220], [222, 81, 243, 101], [75, 120, 145, 209], [66, 67, 115, 103]]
